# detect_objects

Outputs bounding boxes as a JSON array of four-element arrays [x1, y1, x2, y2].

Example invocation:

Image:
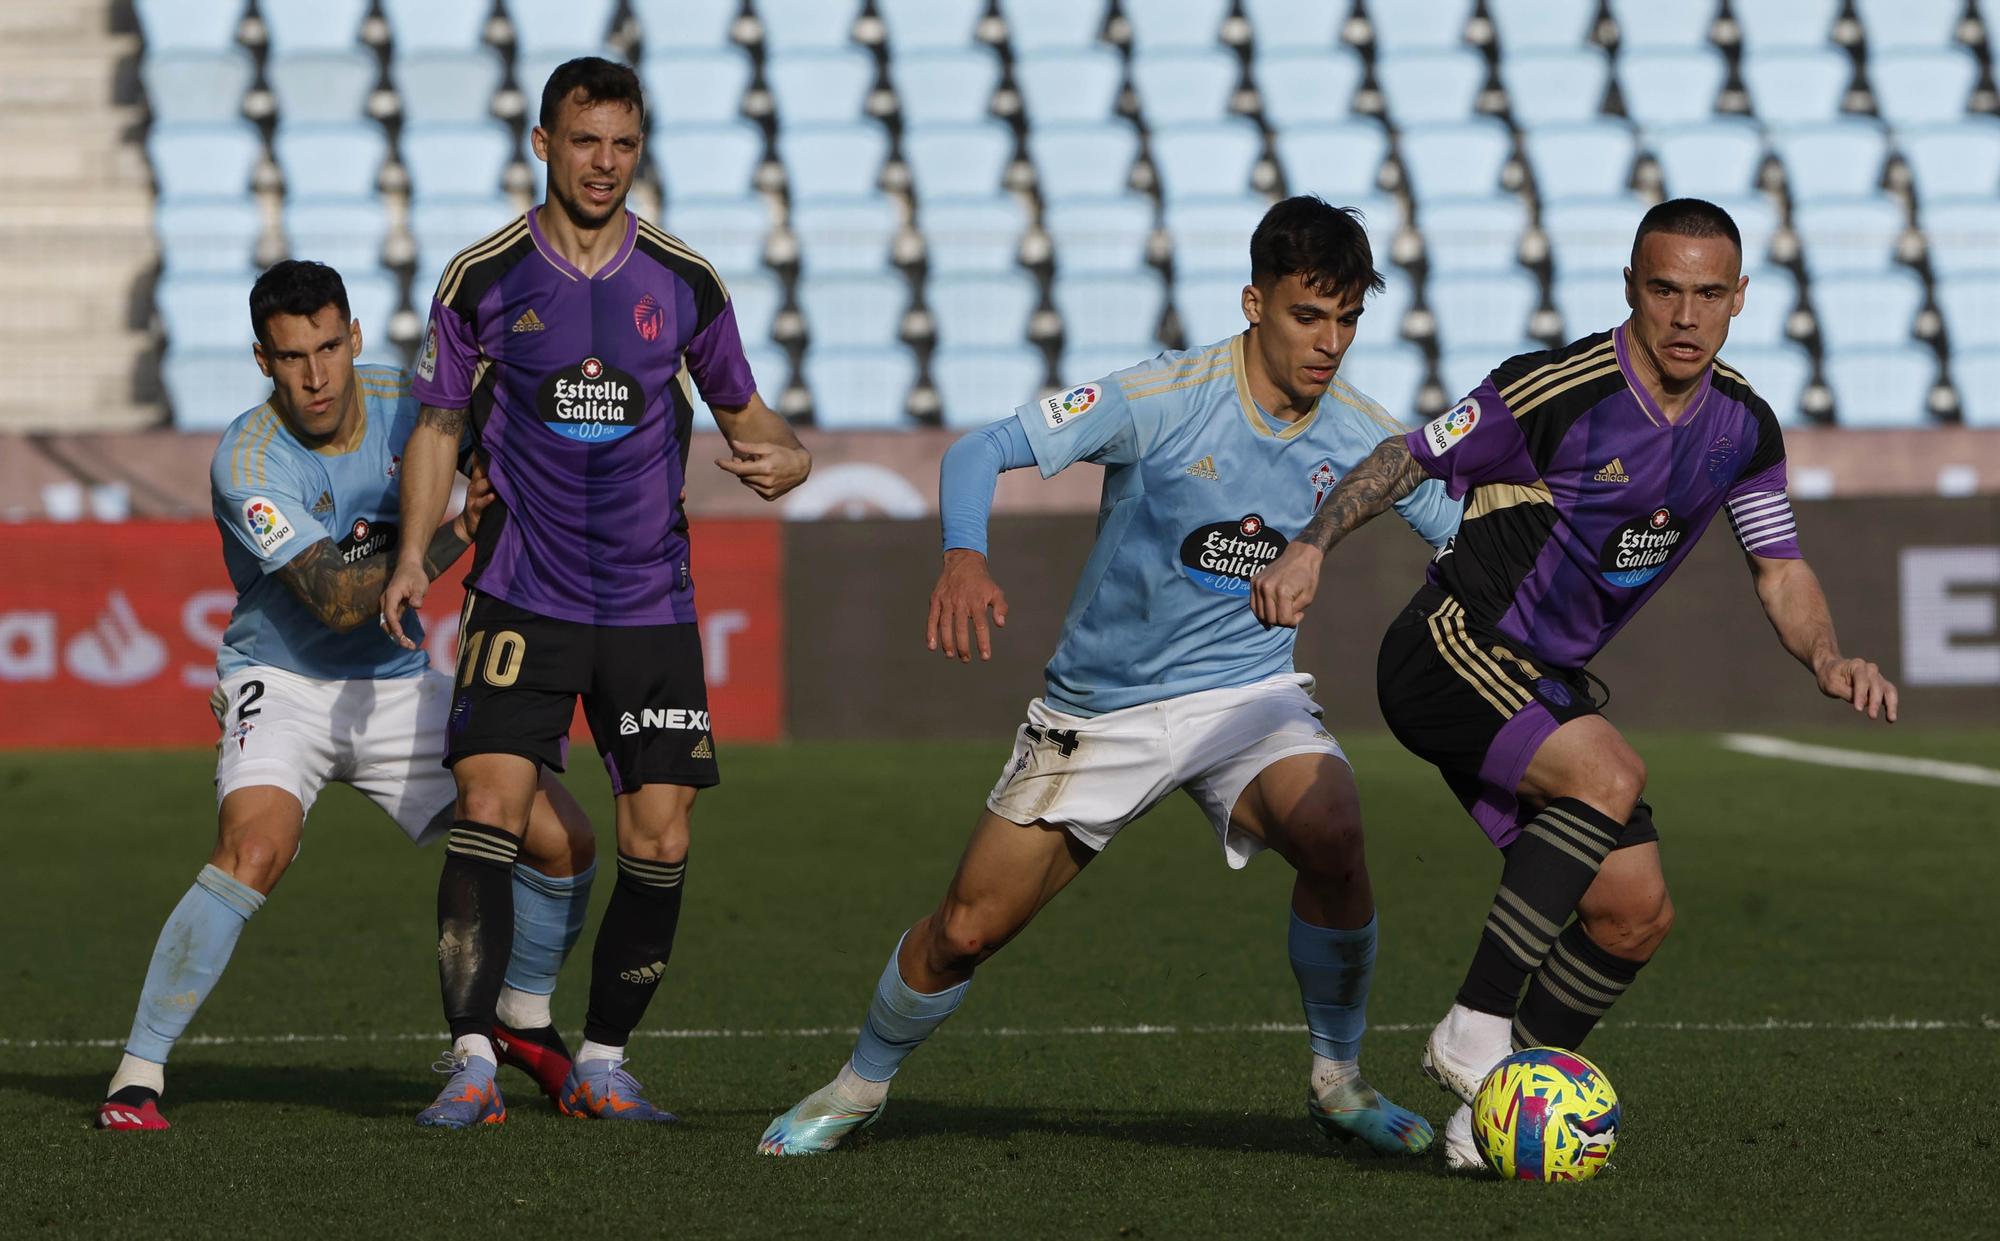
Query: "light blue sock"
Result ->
[[849, 933, 970, 1082], [503, 861, 596, 996], [123, 865, 265, 1063], [1289, 910, 1378, 1062]]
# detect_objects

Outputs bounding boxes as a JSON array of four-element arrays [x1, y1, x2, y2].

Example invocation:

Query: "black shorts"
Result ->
[[445, 590, 720, 793], [1376, 585, 1655, 851]]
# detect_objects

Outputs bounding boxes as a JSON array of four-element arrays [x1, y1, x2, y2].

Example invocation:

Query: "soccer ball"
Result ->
[[1471, 1047, 1621, 1181]]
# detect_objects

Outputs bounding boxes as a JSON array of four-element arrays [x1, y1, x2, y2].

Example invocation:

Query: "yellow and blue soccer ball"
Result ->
[[1471, 1047, 1621, 1181]]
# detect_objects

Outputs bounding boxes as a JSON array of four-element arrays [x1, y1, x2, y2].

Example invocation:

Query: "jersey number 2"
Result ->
[[457, 629, 526, 688]]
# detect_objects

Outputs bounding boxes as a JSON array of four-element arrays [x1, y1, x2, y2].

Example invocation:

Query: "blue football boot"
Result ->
[[757, 1079, 886, 1156], [416, 1052, 505, 1128], [1308, 1077, 1435, 1155]]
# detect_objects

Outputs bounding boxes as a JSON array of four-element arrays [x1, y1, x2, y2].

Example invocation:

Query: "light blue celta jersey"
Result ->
[[1015, 334, 1462, 717], [210, 364, 433, 681]]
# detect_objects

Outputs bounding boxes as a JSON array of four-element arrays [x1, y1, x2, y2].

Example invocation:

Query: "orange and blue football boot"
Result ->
[[559, 1058, 678, 1124], [416, 1052, 505, 1128]]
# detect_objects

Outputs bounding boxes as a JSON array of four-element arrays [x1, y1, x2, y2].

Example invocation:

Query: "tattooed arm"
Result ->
[[381, 404, 468, 648], [1250, 435, 1430, 628], [275, 517, 473, 634]]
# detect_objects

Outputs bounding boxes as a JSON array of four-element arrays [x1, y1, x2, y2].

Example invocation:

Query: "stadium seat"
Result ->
[[1131, 49, 1241, 125], [1810, 270, 1927, 351], [1730, 266, 1801, 350], [1415, 196, 1528, 274], [164, 349, 274, 430], [1648, 120, 1765, 199], [1552, 272, 1631, 339], [149, 122, 263, 201], [1375, 49, 1487, 124], [393, 51, 504, 125], [1605, 0, 1715, 49], [656, 121, 766, 200], [142, 51, 253, 124], [509, 0, 619, 54], [877, 0, 985, 52], [1052, 270, 1168, 349], [268, 51, 378, 124], [409, 196, 521, 299], [1791, 198, 1906, 274], [1869, 49, 1980, 125], [766, 49, 876, 124], [889, 49, 1002, 126], [661, 195, 772, 274], [1901, 120, 2000, 203], [157, 199, 264, 274], [1500, 49, 1611, 124], [802, 345, 917, 428], [1045, 195, 1156, 275], [1174, 273, 1252, 347], [1359, 275, 1415, 343], [1252, 47, 1365, 132], [797, 272, 909, 350], [341, 270, 403, 362], [790, 197, 899, 272], [1616, 49, 1726, 126], [1825, 346, 1936, 426], [1396, 120, 1512, 204], [1028, 124, 1140, 202], [721, 271, 783, 348], [903, 122, 1015, 201], [516, 51, 626, 110], [755, 0, 862, 53], [1165, 196, 1270, 276], [1243, 0, 1344, 48], [274, 123, 388, 199], [1772, 122, 1889, 201], [1935, 274, 2000, 349], [934, 345, 1047, 428], [1273, 124, 1387, 199], [1854, 0, 1963, 52], [1014, 49, 1124, 125], [927, 272, 1040, 348], [1124, 0, 1231, 51], [776, 123, 886, 199], [1524, 121, 1638, 202], [284, 198, 387, 272], [1061, 343, 1159, 385], [382, 0, 489, 53], [260, 0, 368, 52], [135, 0, 244, 54], [158, 273, 260, 350], [1488, 0, 1597, 50], [1955, 351, 2000, 426], [1337, 342, 1427, 418], [1717, 344, 1812, 425], [1365, 0, 1474, 53], [997, 0, 1108, 52], [920, 197, 1028, 275], [1920, 200, 2000, 273], [1540, 198, 1648, 277], [642, 49, 752, 124], [1731, 0, 1839, 49], [1426, 271, 1540, 350], [399, 122, 514, 201], [1440, 342, 1538, 399], [630, 0, 740, 51], [1713, 193, 1779, 268], [1149, 120, 1264, 202], [1742, 49, 1852, 125]]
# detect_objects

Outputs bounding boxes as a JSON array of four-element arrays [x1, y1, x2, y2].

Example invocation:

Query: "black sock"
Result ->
[[1456, 798, 1621, 1016], [1513, 920, 1646, 1051], [497, 1020, 571, 1056], [438, 821, 521, 1043], [583, 852, 687, 1047], [107, 1085, 157, 1106]]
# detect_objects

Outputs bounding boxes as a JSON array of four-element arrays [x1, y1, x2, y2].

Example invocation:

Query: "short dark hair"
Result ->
[[1631, 197, 1742, 267], [249, 259, 350, 346], [539, 56, 645, 132], [1249, 195, 1387, 303]]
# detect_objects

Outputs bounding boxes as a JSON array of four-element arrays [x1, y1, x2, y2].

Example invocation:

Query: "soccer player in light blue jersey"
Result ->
[[760, 197, 1460, 1158], [97, 262, 596, 1132]]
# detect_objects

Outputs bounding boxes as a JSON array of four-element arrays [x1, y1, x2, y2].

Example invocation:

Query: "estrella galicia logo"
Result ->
[[336, 516, 398, 565], [1179, 514, 1288, 596], [1534, 677, 1573, 708], [1706, 433, 1739, 484], [537, 356, 646, 442], [1599, 506, 1686, 587]]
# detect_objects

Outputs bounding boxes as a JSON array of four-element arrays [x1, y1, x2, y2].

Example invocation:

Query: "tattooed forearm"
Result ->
[[276, 539, 388, 633], [417, 404, 468, 435], [421, 519, 469, 580], [1296, 436, 1428, 554]]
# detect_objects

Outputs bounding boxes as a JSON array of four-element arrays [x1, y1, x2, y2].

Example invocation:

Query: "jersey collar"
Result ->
[[1614, 322, 1712, 429], [1231, 333, 1321, 440], [527, 206, 638, 282]]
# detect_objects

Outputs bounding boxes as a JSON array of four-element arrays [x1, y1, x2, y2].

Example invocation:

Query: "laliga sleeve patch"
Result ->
[[242, 496, 297, 557], [416, 321, 439, 382], [1042, 383, 1101, 430], [1422, 397, 1481, 455]]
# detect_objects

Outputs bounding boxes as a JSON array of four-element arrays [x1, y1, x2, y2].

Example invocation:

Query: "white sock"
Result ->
[[577, 1038, 625, 1067], [833, 1059, 890, 1109], [452, 1033, 496, 1064], [496, 986, 553, 1030], [1310, 1053, 1362, 1099], [109, 1053, 165, 1098], [1444, 1003, 1513, 1071]]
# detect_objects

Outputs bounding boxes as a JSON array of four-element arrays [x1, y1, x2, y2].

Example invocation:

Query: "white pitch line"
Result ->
[[2, 1017, 1992, 1052], [1720, 733, 2000, 788]]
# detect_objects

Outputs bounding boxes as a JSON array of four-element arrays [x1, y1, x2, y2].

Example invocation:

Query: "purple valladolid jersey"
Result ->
[[412, 210, 756, 625], [1407, 324, 1801, 669]]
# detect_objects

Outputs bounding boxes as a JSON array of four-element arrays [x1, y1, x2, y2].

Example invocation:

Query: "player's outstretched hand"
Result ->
[[716, 441, 812, 501], [380, 561, 428, 650], [1250, 543, 1324, 629], [456, 460, 495, 540], [1816, 654, 1899, 723], [928, 548, 1008, 663]]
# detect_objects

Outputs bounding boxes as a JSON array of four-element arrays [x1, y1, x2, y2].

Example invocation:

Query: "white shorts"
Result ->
[[212, 665, 458, 845], [984, 673, 1349, 869]]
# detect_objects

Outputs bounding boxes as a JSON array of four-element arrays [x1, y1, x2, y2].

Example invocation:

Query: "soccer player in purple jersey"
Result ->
[[1250, 199, 1899, 1169], [379, 58, 810, 1128]]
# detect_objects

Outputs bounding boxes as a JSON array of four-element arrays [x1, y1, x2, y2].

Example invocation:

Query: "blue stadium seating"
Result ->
[[156, 199, 262, 275], [1552, 272, 1630, 339], [1045, 196, 1155, 275], [509, 0, 619, 54], [755, 0, 862, 53], [631, 0, 740, 51], [661, 196, 771, 274], [657, 121, 766, 200], [1773, 122, 1890, 201], [1440, 342, 1538, 399], [261, 0, 369, 53], [642, 49, 752, 125], [1338, 343, 1427, 417], [777, 124, 886, 199], [1524, 121, 1638, 202], [1921, 201, 2000, 273], [1273, 125, 1387, 199], [1397, 120, 1513, 203], [877, 0, 985, 52], [1165, 196, 1270, 275], [1419, 196, 1528, 274], [934, 345, 1047, 429], [165, 349, 275, 430], [1375, 50, 1487, 124], [1718, 344, 1813, 424], [136, 0, 243, 54], [158, 273, 259, 350], [1870, 50, 1980, 125], [1606, 0, 1714, 49], [1792, 198, 1906, 274], [149, 123, 264, 201], [1028, 124, 1139, 202], [1826, 346, 1937, 426], [1125, 0, 1231, 51], [1242, 0, 1344, 49], [927, 272, 1040, 348], [1501, 49, 1611, 124], [274, 124, 387, 199], [1488, 0, 1598, 50], [409, 197, 520, 302], [1617, 49, 1726, 126], [1714, 194, 1780, 268], [1902, 120, 2000, 203], [1854, 0, 1964, 51], [1732, 0, 1840, 49], [1174, 273, 1252, 347], [790, 197, 899, 272], [1252, 48, 1365, 131], [1149, 120, 1264, 202], [342, 270, 403, 363], [997, 0, 1108, 52], [766, 49, 876, 124], [722, 271, 783, 349], [1743, 50, 1853, 125], [1014, 49, 1124, 125], [798, 272, 908, 349], [1053, 270, 1168, 349], [515, 51, 626, 112], [1957, 352, 2000, 426], [1935, 274, 2000, 349], [1360, 276, 1414, 342], [1812, 270, 1926, 353], [889, 49, 1001, 126], [383, 0, 489, 52], [1732, 266, 1802, 349], [802, 345, 917, 428], [1131, 49, 1241, 125], [903, 122, 1015, 200], [142, 51, 252, 123], [393, 51, 503, 124], [1061, 344, 1157, 385], [921, 198, 1028, 275], [1365, 0, 1474, 53], [1426, 271, 1540, 350], [1649, 120, 1765, 199], [399, 122, 514, 200], [284, 198, 387, 272], [268, 51, 377, 123], [1541, 198, 1647, 276]]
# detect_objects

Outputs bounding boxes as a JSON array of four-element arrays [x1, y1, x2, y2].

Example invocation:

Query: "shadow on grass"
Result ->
[[1, 1062, 437, 1122]]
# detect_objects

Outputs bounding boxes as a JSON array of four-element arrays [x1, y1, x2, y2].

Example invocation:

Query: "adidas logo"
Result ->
[[620, 960, 668, 985], [619, 711, 639, 736], [1593, 457, 1631, 484], [1185, 455, 1221, 480], [310, 490, 334, 516], [690, 735, 712, 759], [511, 308, 547, 333]]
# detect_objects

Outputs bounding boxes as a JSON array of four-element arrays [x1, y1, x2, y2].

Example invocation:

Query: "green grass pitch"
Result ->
[[3, 731, 1994, 1238]]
